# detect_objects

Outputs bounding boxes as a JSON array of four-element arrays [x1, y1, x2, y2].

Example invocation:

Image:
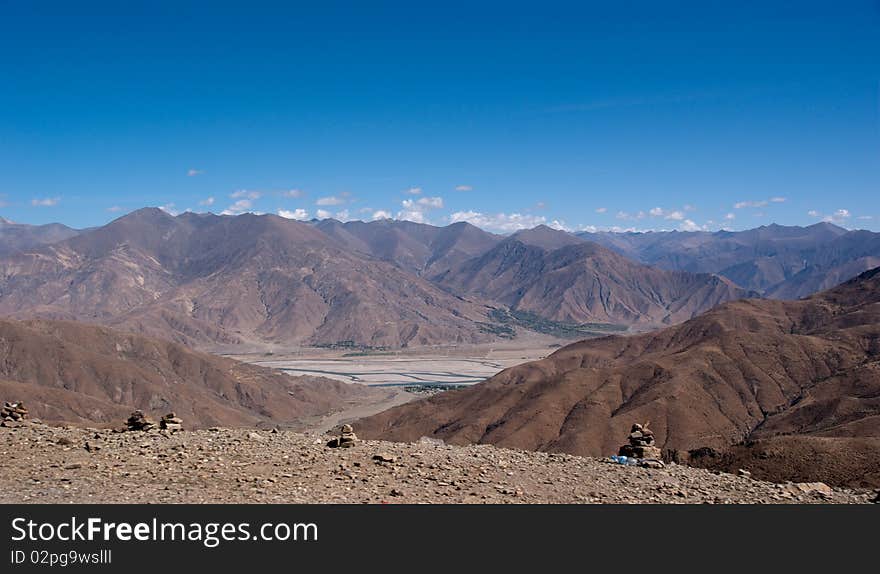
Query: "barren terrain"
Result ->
[[1, 422, 874, 504]]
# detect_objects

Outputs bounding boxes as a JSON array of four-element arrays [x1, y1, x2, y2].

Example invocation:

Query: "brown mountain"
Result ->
[[433, 229, 757, 327], [315, 218, 500, 276], [578, 222, 880, 299], [0, 218, 80, 255], [0, 208, 496, 349], [0, 318, 389, 428], [357, 267, 880, 486]]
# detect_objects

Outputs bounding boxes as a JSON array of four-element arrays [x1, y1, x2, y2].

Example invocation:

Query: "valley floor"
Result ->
[[0, 422, 874, 504]]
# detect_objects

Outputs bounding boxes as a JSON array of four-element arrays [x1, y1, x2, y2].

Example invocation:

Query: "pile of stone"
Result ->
[[618, 422, 662, 460], [326, 424, 358, 448], [1, 401, 28, 422], [125, 410, 155, 432], [160, 413, 183, 431]]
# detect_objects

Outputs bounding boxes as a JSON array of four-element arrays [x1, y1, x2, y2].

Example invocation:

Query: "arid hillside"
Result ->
[[358, 267, 880, 486], [0, 318, 390, 427]]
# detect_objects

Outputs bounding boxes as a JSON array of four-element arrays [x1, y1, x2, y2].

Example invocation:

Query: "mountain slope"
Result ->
[[0, 318, 390, 427], [434, 234, 756, 327], [357, 267, 880, 485], [0, 209, 497, 349], [315, 218, 500, 276]]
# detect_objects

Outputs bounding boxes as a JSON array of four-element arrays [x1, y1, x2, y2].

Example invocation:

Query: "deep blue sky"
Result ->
[[1, 1, 878, 232]]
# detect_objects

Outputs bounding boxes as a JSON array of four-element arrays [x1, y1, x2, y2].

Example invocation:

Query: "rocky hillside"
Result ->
[[0, 209, 496, 349], [0, 422, 872, 504], [0, 318, 391, 427], [357, 267, 880, 487], [433, 230, 757, 327]]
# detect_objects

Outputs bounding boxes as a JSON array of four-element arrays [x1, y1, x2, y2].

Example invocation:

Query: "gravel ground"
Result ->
[[0, 422, 874, 504]]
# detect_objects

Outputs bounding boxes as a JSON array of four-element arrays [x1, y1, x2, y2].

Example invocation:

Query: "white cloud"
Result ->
[[770, 197, 787, 203], [455, 185, 472, 192], [371, 210, 392, 220], [857, 215, 874, 220], [106, 206, 123, 213], [221, 199, 254, 215], [724, 212, 736, 221], [187, 169, 203, 177], [198, 196, 215, 206], [448, 210, 551, 232], [316, 195, 346, 206], [417, 196, 443, 209], [397, 196, 444, 223], [734, 200, 768, 209], [595, 207, 607, 214], [534, 201, 547, 210], [809, 209, 852, 225], [649, 207, 665, 217], [405, 187, 422, 195], [277, 208, 309, 220], [679, 219, 704, 232], [316, 209, 331, 219], [230, 190, 262, 200], [281, 189, 304, 198], [616, 210, 646, 221], [159, 203, 179, 215], [683, 204, 696, 212], [664, 210, 685, 221], [334, 209, 352, 221], [31, 197, 60, 207]]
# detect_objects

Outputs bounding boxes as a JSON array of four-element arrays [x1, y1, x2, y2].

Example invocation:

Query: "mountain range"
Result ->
[[357, 267, 880, 486], [578, 222, 880, 299], [0, 209, 769, 349]]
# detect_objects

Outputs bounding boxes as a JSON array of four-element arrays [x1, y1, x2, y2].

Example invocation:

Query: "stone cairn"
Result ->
[[618, 422, 662, 460], [1, 401, 28, 422], [125, 410, 155, 432], [326, 424, 358, 448], [160, 412, 183, 431]]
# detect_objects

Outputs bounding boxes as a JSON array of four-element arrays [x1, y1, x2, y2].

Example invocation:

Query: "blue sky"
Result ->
[[1, 1, 878, 232]]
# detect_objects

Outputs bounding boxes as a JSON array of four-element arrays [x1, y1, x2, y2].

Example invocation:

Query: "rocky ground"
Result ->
[[0, 422, 876, 504]]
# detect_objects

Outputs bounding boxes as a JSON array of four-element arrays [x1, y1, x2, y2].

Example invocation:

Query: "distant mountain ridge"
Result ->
[[1, 210, 875, 349], [577, 222, 880, 299]]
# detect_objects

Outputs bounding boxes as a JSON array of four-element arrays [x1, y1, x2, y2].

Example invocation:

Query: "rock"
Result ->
[[639, 459, 665, 469], [737, 469, 752, 478], [326, 424, 358, 449], [248, 432, 265, 441], [125, 411, 155, 432], [159, 413, 183, 431], [786, 482, 833, 496], [1, 401, 29, 421], [373, 453, 397, 463]]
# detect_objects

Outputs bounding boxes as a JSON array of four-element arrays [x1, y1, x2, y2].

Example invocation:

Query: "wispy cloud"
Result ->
[[807, 208, 851, 224], [280, 189, 304, 198], [371, 210, 392, 220], [187, 169, 204, 177], [454, 185, 472, 192], [595, 207, 607, 214], [230, 190, 262, 200], [316, 195, 347, 206], [198, 197, 215, 206], [405, 187, 422, 195], [159, 203, 179, 216], [31, 197, 60, 207], [106, 206, 124, 213], [734, 197, 785, 209]]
